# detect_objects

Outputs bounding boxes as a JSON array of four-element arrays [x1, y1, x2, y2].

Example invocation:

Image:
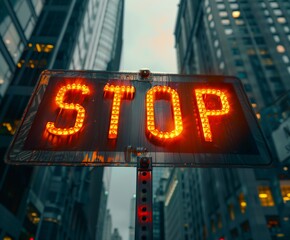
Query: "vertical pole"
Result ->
[[135, 156, 153, 240]]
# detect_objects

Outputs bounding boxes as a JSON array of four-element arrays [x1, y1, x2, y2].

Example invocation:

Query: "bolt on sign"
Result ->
[[6, 70, 272, 167]]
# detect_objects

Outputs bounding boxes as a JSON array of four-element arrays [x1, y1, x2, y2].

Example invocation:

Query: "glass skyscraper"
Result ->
[[161, 0, 290, 239], [0, 0, 124, 239], [0, 0, 45, 99]]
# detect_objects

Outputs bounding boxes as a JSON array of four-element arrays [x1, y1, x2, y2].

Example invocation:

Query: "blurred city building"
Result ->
[[102, 209, 113, 240], [153, 168, 166, 197], [128, 194, 135, 240], [153, 169, 168, 240], [111, 228, 122, 240], [0, 0, 124, 239], [162, 0, 290, 239]]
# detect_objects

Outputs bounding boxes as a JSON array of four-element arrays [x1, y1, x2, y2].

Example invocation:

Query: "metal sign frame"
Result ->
[[6, 70, 273, 167]]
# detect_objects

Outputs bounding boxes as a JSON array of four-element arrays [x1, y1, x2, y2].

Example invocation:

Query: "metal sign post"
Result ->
[[135, 157, 153, 240]]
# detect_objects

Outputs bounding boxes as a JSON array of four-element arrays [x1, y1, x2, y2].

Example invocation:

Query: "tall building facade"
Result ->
[[129, 195, 136, 240], [175, 0, 290, 111], [153, 170, 168, 240], [167, 0, 290, 239], [111, 228, 122, 240], [0, 0, 45, 100], [102, 209, 113, 240], [0, 0, 124, 239]]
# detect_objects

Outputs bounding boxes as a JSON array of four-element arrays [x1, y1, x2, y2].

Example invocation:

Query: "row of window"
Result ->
[[208, 184, 289, 239], [262, 5, 290, 76], [205, 0, 289, 103], [258, 184, 290, 206]]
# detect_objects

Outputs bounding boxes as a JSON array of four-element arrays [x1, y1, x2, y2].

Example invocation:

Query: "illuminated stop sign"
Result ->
[[6, 70, 272, 167]]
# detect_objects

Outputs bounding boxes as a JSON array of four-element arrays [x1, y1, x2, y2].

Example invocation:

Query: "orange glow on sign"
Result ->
[[146, 86, 183, 139], [46, 83, 90, 135], [104, 84, 135, 139], [195, 89, 230, 142]]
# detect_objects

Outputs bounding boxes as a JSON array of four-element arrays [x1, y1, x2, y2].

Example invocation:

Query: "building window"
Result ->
[[219, 11, 228, 17], [273, 9, 282, 16], [267, 18, 274, 24], [282, 55, 289, 63], [277, 45, 286, 53], [217, 49, 222, 58], [222, 19, 230, 25], [255, 37, 265, 44], [214, 40, 219, 47], [284, 26, 290, 33], [230, 3, 239, 9], [280, 183, 290, 203], [273, 35, 280, 42], [270, 77, 281, 83], [235, 20, 244, 25], [39, 12, 66, 37], [208, 14, 213, 21], [225, 28, 233, 35], [261, 2, 266, 8], [237, 71, 247, 79], [232, 11, 240, 18], [206, 7, 211, 14], [241, 221, 251, 233], [231, 48, 240, 55], [230, 228, 239, 239], [270, 2, 279, 8], [26, 203, 40, 225], [228, 204, 235, 220], [2, 22, 24, 63], [3, 236, 13, 240], [244, 84, 252, 92], [258, 186, 275, 207], [217, 4, 226, 10], [211, 219, 216, 233], [266, 216, 281, 233], [218, 214, 223, 228], [238, 193, 247, 213], [277, 17, 286, 23], [263, 58, 274, 66], [259, 48, 268, 55], [237, 72, 247, 79], [235, 59, 244, 66], [247, 48, 255, 55], [243, 37, 252, 45], [270, 26, 276, 33]]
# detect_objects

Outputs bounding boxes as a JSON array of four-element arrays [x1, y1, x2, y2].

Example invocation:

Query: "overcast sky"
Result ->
[[107, 0, 179, 239]]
